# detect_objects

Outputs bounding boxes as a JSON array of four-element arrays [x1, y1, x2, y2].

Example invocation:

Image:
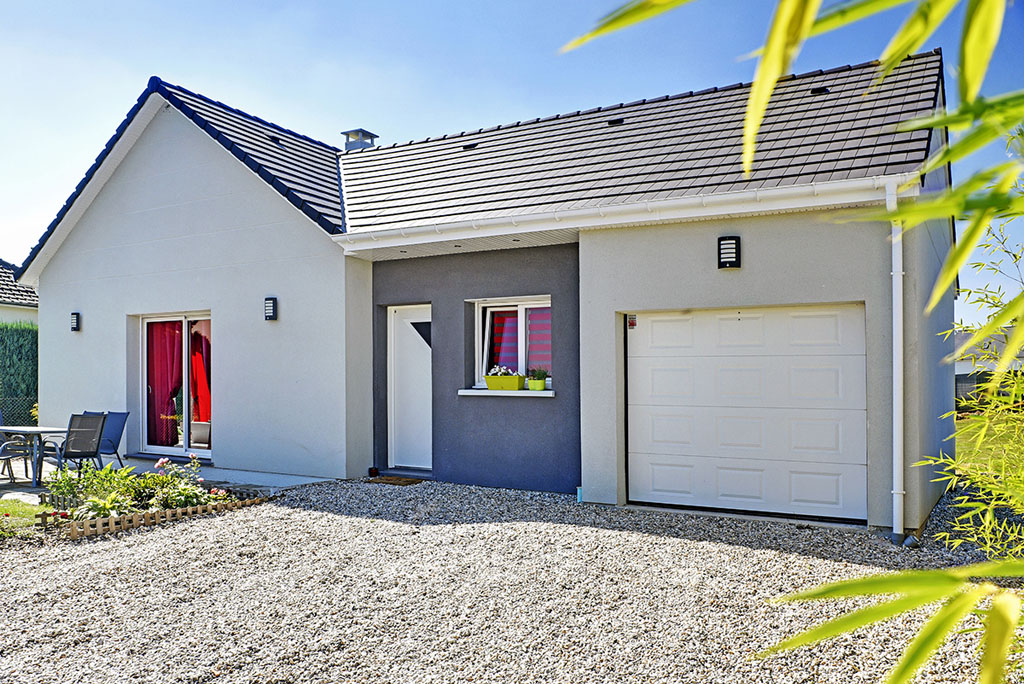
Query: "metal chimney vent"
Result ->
[[341, 128, 379, 151]]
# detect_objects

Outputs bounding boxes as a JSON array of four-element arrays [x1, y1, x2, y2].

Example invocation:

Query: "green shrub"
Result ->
[[44, 457, 234, 518], [0, 321, 37, 398]]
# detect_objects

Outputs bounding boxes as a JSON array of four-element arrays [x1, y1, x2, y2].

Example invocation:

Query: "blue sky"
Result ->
[[1, 1, 1021, 321]]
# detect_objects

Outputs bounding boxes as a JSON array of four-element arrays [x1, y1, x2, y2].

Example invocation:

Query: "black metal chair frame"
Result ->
[[43, 413, 107, 472]]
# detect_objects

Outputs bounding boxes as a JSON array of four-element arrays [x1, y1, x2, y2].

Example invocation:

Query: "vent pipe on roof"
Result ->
[[341, 128, 379, 151]]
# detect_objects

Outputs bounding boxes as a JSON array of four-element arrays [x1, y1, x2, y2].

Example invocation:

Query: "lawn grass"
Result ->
[[0, 499, 48, 538]]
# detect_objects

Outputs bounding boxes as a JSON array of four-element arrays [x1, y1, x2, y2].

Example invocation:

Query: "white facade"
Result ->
[[35, 105, 371, 478], [0, 304, 37, 325]]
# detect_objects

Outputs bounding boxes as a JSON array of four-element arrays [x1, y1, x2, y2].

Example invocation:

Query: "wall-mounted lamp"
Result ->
[[264, 297, 278, 321], [718, 236, 741, 269], [70, 312, 81, 331]]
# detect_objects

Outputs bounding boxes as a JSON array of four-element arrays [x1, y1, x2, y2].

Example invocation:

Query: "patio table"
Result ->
[[0, 426, 66, 487]]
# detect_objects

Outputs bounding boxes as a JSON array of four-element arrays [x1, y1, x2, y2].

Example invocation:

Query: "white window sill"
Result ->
[[458, 389, 556, 398]]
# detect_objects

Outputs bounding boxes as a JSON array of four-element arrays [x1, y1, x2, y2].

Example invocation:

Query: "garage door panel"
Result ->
[[627, 303, 867, 520], [630, 305, 866, 357], [628, 355, 866, 409], [628, 405, 866, 465], [628, 453, 867, 518]]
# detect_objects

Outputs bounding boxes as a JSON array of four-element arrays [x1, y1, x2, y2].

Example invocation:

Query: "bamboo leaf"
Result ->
[[878, 0, 961, 83], [743, 0, 823, 175], [560, 0, 697, 52], [918, 119, 1015, 178], [925, 203, 996, 312], [809, 0, 916, 36], [887, 586, 992, 683], [980, 592, 1022, 684], [960, 0, 1006, 103], [759, 590, 950, 657], [898, 89, 1024, 132], [779, 570, 968, 602], [926, 166, 1021, 312], [952, 291, 1024, 364], [996, 323, 1024, 374]]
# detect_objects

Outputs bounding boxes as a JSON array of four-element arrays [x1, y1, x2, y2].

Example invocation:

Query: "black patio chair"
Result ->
[[0, 438, 31, 483], [83, 411, 130, 467], [42, 413, 107, 472]]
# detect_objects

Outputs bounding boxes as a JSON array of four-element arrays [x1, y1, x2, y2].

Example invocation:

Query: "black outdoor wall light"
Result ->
[[718, 236, 741, 269], [70, 312, 81, 331], [264, 297, 278, 321]]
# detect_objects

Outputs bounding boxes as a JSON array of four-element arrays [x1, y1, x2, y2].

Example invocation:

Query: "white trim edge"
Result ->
[[337, 174, 921, 258]]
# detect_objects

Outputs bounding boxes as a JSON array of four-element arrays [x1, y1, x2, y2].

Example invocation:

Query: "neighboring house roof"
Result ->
[[0, 260, 38, 307], [954, 331, 1024, 368], [17, 50, 944, 279], [338, 50, 943, 233]]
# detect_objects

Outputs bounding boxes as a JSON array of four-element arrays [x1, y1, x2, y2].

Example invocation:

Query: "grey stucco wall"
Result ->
[[578, 213, 900, 526], [902, 132, 956, 528], [372, 244, 581, 493], [578, 201, 954, 529]]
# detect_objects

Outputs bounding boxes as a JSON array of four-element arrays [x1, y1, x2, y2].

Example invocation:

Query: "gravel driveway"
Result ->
[[0, 480, 985, 683]]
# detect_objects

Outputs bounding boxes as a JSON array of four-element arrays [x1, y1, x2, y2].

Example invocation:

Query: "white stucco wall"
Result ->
[[0, 304, 37, 325], [578, 207, 952, 530], [36, 104, 371, 478]]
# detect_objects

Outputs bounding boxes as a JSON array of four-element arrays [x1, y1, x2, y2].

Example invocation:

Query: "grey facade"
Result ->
[[372, 244, 581, 493]]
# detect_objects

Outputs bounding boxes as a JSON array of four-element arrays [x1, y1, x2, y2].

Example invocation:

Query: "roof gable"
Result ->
[[17, 77, 344, 284]]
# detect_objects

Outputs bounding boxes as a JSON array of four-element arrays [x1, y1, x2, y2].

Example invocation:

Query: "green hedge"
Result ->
[[0, 321, 38, 398]]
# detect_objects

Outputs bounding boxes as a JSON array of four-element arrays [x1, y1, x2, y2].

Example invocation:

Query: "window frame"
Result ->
[[140, 312, 213, 457], [471, 295, 552, 388]]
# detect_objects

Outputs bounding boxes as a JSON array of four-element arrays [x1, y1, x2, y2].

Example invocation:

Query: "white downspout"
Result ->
[[888, 180, 905, 543]]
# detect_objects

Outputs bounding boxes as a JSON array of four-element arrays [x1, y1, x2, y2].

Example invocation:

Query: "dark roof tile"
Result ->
[[0, 260, 37, 307], [339, 51, 943, 232]]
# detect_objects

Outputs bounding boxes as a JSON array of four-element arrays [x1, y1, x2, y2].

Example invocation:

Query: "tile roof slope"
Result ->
[[338, 50, 943, 233], [0, 260, 38, 307], [154, 80, 345, 232]]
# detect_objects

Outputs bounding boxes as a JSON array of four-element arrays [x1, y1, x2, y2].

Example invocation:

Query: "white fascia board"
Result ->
[[19, 94, 167, 287], [336, 174, 921, 257]]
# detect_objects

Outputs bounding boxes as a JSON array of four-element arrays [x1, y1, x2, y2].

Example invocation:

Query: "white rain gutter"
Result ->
[[887, 180, 905, 543], [336, 174, 921, 256]]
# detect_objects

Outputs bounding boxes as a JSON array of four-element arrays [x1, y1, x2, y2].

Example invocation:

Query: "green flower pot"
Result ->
[[485, 375, 524, 391], [527, 379, 547, 391]]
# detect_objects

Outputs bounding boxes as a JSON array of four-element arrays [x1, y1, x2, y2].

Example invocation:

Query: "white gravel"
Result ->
[[0, 480, 988, 683]]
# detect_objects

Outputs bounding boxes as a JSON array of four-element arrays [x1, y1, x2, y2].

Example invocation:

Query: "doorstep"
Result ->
[[375, 467, 433, 481]]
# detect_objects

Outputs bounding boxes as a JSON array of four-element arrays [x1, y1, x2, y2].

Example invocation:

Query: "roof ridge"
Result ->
[[341, 49, 941, 156], [150, 77, 341, 153]]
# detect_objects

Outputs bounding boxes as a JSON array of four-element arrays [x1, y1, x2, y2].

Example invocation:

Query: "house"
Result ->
[[0, 259, 38, 324], [954, 330, 1024, 400], [16, 49, 954, 538]]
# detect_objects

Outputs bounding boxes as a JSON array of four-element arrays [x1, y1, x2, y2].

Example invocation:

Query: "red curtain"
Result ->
[[146, 321, 183, 447], [526, 306, 552, 373], [190, 332, 211, 422], [489, 311, 519, 371]]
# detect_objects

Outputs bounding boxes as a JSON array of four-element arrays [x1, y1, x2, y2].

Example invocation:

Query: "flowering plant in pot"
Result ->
[[527, 368, 549, 391], [484, 365, 524, 391]]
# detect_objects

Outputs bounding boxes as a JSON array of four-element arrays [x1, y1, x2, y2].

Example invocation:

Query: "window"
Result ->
[[143, 315, 212, 454], [473, 296, 552, 387]]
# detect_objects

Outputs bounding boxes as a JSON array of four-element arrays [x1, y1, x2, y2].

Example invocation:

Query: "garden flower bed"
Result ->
[[36, 454, 270, 540]]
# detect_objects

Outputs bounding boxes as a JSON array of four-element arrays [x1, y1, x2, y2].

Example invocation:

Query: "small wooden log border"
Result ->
[[38, 492, 84, 510], [35, 498, 271, 539]]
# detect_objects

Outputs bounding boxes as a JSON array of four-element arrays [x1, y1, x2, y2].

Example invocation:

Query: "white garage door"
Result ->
[[627, 304, 867, 520]]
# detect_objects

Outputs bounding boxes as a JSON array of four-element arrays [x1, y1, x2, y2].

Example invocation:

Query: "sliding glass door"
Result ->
[[144, 316, 212, 454]]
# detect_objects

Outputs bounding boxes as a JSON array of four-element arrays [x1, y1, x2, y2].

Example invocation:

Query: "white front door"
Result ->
[[627, 303, 867, 520], [388, 305, 433, 470]]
